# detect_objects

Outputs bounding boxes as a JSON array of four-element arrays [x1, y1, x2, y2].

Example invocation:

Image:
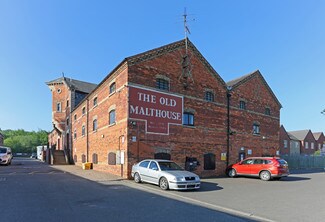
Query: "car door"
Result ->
[[252, 159, 264, 176], [147, 161, 160, 184], [236, 159, 254, 175], [137, 160, 150, 182]]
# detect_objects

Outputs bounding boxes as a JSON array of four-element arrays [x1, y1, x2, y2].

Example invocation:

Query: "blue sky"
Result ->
[[0, 0, 324, 133]]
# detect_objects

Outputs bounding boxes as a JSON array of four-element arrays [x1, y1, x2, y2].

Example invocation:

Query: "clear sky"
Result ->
[[0, 0, 324, 133]]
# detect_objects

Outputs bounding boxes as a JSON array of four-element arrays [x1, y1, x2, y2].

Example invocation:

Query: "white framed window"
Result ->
[[109, 82, 116, 94], [284, 140, 288, 148], [305, 141, 309, 149], [82, 125, 85, 136], [109, 110, 116, 125], [311, 142, 314, 149], [319, 143, 321, 149], [253, 123, 260, 135]]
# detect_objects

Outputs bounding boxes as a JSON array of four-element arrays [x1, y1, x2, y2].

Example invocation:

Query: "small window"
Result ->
[[242, 159, 254, 165], [205, 91, 214, 102], [82, 125, 85, 136], [311, 142, 314, 149], [305, 142, 309, 149], [139, 161, 150, 168], [74, 114, 77, 121], [93, 97, 98, 107], [204, 153, 216, 170], [265, 108, 271, 115], [253, 159, 264, 164], [109, 82, 116, 94], [73, 130, 77, 139], [183, 112, 194, 126], [239, 101, 246, 110], [284, 140, 288, 148], [67, 100, 69, 107], [82, 107, 86, 115], [56, 102, 61, 112], [149, 161, 159, 170], [253, 123, 260, 135], [156, 78, 169, 91], [93, 119, 97, 131], [66, 118, 69, 126], [109, 110, 116, 125]]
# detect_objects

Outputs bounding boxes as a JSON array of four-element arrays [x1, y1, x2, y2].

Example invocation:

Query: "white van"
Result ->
[[0, 146, 13, 165]]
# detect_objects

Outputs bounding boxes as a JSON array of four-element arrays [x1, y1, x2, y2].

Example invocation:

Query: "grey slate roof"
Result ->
[[46, 77, 97, 94], [288, 130, 310, 141], [313, 132, 323, 140]]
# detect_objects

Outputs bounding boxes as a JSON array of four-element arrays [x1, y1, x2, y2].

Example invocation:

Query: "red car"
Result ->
[[226, 157, 289, 181]]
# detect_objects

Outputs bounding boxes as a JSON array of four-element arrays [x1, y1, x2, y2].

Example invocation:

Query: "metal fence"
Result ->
[[281, 155, 325, 169]]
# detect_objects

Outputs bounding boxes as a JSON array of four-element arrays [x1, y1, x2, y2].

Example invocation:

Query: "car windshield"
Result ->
[[0, 148, 7, 154], [158, 161, 183, 171]]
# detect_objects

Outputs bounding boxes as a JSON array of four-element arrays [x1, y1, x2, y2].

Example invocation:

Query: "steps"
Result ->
[[52, 150, 68, 165]]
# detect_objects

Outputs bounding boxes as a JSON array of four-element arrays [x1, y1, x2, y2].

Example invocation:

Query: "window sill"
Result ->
[[182, 125, 195, 129], [109, 91, 116, 97], [109, 122, 116, 127]]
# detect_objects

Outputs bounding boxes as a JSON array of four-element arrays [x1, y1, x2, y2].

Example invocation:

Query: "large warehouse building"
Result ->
[[47, 39, 281, 178]]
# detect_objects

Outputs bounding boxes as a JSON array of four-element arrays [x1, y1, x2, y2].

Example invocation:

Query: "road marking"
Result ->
[[123, 181, 275, 222], [0, 177, 6, 181]]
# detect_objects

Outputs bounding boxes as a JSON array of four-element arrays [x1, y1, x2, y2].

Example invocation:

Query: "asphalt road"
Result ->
[[0, 158, 256, 222]]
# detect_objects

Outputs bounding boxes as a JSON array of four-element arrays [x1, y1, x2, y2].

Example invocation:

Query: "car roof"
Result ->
[[245, 157, 280, 160], [140, 159, 173, 162]]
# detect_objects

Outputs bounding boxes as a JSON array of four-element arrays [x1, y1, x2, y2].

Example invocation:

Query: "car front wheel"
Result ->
[[159, 177, 169, 190], [134, 173, 141, 183], [228, 169, 237, 177], [260, 171, 271, 181]]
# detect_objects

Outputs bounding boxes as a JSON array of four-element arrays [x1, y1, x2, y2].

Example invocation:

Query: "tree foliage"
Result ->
[[1, 129, 48, 153]]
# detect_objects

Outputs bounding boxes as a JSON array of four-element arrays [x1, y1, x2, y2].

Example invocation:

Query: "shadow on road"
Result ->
[[279, 176, 311, 182]]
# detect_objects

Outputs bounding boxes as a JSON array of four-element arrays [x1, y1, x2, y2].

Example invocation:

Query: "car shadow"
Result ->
[[177, 181, 223, 192], [277, 176, 311, 182]]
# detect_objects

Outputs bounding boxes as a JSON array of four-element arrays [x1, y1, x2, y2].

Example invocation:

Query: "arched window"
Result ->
[[93, 97, 98, 107], [109, 110, 116, 125], [205, 91, 214, 102], [93, 119, 98, 131], [265, 108, 271, 115], [109, 82, 116, 94], [156, 78, 169, 91], [81, 125, 85, 136]]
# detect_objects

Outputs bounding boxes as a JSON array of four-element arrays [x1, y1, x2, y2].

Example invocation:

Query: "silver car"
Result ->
[[131, 159, 200, 190], [0, 146, 13, 165]]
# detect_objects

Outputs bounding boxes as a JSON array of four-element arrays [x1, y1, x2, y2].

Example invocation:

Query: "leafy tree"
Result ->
[[1, 129, 49, 153]]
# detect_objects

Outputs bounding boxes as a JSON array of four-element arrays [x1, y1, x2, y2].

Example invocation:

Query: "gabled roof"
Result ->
[[226, 70, 282, 108], [46, 77, 97, 94], [126, 38, 227, 87], [313, 132, 324, 140], [288, 130, 313, 141]]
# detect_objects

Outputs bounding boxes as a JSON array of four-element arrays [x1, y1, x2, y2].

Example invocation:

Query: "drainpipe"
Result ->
[[226, 89, 232, 167], [86, 98, 89, 162]]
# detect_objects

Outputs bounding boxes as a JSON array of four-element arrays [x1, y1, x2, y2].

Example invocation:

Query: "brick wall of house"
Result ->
[[315, 133, 325, 151], [301, 131, 317, 155], [71, 65, 130, 177], [279, 125, 290, 155], [228, 73, 281, 162], [126, 44, 229, 178]]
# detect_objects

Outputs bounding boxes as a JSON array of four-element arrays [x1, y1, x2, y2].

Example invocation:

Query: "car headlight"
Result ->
[[175, 177, 186, 182]]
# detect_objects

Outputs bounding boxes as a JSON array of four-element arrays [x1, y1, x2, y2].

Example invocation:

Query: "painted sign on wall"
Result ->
[[129, 86, 183, 134]]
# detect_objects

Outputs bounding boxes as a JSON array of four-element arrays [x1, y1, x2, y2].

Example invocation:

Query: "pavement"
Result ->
[[49, 164, 125, 182]]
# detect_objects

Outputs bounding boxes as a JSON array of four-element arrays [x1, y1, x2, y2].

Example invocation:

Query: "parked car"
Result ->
[[0, 146, 13, 166], [226, 157, 289, 181], [30, 153, 37, 159], [131, 159, 200, 190]]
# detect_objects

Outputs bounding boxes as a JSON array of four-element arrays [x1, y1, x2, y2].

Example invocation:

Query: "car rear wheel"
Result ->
[[159, 177, 169, 190], [134, 173, 141, 183], [260, 171, 271, 181], [228, 169, 237, 177]]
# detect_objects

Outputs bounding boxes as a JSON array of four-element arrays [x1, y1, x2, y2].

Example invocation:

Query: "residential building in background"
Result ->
[[47, 39, 281, 178], [313, 132, 325, 151], [288, 130, 317, 155], [279, 125, 300, 155]]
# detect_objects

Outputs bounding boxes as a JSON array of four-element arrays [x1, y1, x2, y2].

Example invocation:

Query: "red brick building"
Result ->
[[313, 132, 325, 151], [288, 130, 317, 155], [47, 39, 281, 178], [279, 125, 301, 155]]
